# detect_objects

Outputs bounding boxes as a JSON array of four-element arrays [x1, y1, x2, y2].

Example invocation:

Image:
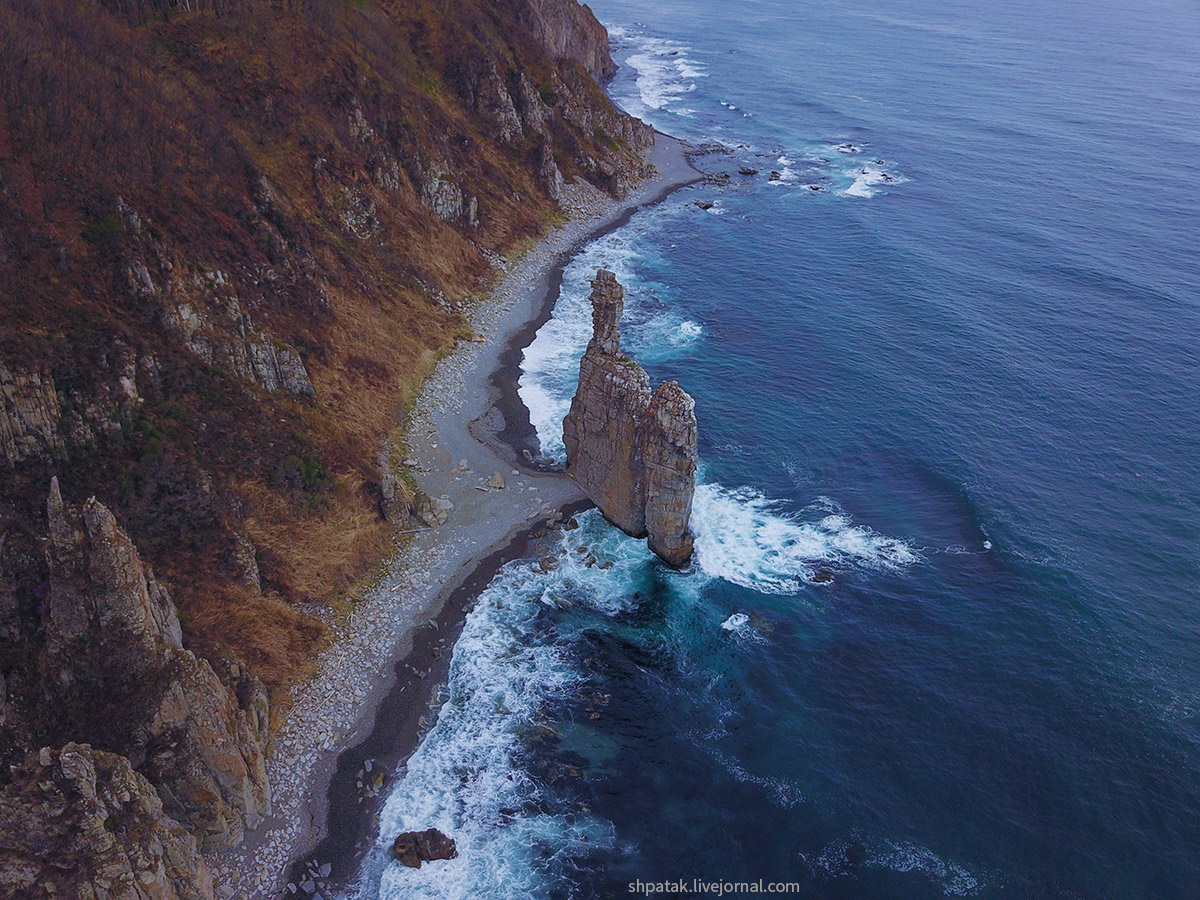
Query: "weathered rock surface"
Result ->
[[0, 365, 64, 467], [0, 743, 214, 900], [158, 289, 314, 399], [38, 479, 270, 850], [563, 271, 651, 536], [640, 381, 698, 567], [520, 0, 618, 80], [0, 344, 166, 470], [563, 270, 697, 567], [392, 829, 459, 868]]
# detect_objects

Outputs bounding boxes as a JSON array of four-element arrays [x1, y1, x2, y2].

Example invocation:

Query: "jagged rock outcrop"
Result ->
[[1, 346, 165, 467], [563, 271, 651, 535], [40, 479, 270, 850], [0, 743, 214, 900], [520, 0, 618, 80], [563, 271, 698, 567]]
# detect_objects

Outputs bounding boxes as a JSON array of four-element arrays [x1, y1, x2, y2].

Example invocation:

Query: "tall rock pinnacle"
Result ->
[[562, 270, 698, 567]]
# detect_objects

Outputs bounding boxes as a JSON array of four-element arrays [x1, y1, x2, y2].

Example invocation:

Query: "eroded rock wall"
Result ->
[[563, 271, 651, 536], [640, 381, 698, 567], [520, 0, 618, 80]]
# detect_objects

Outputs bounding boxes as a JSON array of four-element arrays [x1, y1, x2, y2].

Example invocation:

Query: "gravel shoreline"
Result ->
[[206, 134, 699, 900]]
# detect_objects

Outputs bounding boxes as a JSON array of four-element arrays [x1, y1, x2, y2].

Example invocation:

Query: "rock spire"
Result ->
[[562, 270, 698, 567]]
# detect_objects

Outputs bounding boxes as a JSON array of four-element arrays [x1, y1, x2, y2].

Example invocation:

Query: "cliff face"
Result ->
[[0, 0, 651, 888], [563, 271, 698, 567], [0, 481, 272, 894], [640, 382, 699, 566], [520, 0, 619, 80], [562, 271, 651, 535], [0, 743, 213, 900]]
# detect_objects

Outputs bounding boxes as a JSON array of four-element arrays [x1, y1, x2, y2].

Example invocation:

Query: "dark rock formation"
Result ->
[[33, 479, 270, 851], [0, 743, 214, 900], [563, 271, 651, 535], [392, 829, 459, 868], [563, 271, 698, 567]]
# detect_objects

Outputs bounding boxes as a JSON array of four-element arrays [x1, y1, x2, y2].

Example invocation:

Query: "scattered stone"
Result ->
[[487, 472, 506, 490], [739, 167, 759, 176], [414, 492, 454, 526]]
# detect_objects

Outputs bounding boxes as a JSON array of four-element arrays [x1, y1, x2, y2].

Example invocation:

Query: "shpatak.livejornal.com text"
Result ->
[[628, 880, 802, 896]]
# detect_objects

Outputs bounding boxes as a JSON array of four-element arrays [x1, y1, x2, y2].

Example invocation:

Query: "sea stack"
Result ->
[[562, 270, 698, 567]]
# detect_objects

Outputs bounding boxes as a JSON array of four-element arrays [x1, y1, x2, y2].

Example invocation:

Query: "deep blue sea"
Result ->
[[352, 1, 1200, 897]]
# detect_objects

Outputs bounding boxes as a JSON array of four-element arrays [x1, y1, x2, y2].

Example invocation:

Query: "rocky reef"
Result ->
[[563, 270, 698, 567]]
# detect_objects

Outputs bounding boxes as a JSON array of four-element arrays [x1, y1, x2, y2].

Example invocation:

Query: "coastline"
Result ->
[[206, 132, 699, 900]]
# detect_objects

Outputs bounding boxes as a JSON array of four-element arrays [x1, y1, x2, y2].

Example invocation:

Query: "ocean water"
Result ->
[[351, 0, 1200, 897]]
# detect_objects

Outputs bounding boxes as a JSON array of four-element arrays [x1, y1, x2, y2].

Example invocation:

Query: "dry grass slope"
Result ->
[[0, 0, 645, 732]]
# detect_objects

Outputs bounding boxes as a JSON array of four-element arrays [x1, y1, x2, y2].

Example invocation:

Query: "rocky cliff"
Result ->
[[39, 479, 269, 847], [0, 0, 652, 721], [0, 743, 214, 900], [640, 381, 699, 566], [0, 480, 270, 895], [563, 271, 698, 567], [519, 0, 618, 80]]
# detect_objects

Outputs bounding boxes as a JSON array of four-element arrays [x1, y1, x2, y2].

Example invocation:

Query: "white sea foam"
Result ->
[[691, 484, 919, 593], [800, 837, 985, 896], [704, 746, 806, 808], [868, 840, 983, 896], [606, 26, 706, 123], [357, 513, 660, 900], [842, 163, 907, 198], [720, 612, 749, 631]]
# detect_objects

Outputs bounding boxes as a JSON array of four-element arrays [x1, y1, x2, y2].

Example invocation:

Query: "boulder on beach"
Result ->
[[393, 828, 458, 868]]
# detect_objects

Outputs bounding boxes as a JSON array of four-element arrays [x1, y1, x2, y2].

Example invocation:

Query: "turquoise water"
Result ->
[[353, 1, 1200, 897]]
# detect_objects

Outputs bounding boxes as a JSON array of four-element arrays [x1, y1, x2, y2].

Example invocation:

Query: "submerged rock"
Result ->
[[562, 270, 698, 567], [392, 828, 458, 868]]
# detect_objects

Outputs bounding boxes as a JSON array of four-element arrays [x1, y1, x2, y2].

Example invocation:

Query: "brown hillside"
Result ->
[[0, 0, 649, 740]]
